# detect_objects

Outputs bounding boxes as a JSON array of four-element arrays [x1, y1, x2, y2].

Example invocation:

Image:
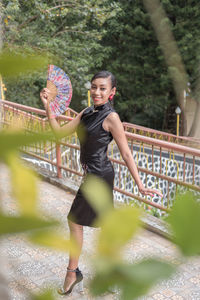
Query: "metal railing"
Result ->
[[1, 99, 200, 216], [123, 122, 200, 147]]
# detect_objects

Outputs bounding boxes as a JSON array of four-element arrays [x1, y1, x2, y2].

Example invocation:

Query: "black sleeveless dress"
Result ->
[[67, 102, 115, 227]]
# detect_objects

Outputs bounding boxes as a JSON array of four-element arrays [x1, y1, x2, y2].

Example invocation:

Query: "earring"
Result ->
[[109, 94, 113, 100]]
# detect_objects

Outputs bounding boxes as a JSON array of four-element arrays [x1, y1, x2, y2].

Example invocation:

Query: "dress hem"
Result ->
[[67, 216, 100, 228]]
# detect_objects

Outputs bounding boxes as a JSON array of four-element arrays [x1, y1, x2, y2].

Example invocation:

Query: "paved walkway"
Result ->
[[0, 164, 200, 300]]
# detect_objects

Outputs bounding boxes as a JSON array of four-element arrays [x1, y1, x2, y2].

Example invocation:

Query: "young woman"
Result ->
[[40, 70, 162, 295]]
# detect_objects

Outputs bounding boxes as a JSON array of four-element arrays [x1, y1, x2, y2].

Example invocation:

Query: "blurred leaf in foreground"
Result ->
[[0, 51, 48, 78], [82, 175, 141, 257], [29, 229, 79, 255], [97, 206, 141, 258], [0, 214, 58, 236], [81, 174, 113, 217], [167, 192, 200, 256], [90, 258, 175, 300], [0, 131, 53, 161], [8, 154, 38, 216], [31, 290, 54, 300]]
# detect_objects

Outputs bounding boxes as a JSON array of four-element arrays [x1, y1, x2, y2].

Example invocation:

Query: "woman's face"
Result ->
[[90, 77, 116, 106]]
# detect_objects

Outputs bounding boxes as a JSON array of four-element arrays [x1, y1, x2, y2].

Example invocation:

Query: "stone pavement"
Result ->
[[0, 164, 200, 300]]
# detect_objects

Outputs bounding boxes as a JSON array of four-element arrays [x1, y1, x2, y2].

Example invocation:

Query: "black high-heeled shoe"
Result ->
[[57, 267, 83, 295]]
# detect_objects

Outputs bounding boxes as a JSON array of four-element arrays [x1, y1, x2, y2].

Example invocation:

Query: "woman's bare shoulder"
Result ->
[[104, 111, 123, 132], [107, 111, 121, 123]]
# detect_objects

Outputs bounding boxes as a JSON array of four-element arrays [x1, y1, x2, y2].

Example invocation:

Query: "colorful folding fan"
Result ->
[[47, 65, 72, 117]]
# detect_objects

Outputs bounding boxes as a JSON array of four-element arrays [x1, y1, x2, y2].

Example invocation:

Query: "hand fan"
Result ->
[[47, 65, 72, 117]]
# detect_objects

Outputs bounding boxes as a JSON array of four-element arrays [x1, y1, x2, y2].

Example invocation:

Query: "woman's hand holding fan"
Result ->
[[41, 65, 73, 118]]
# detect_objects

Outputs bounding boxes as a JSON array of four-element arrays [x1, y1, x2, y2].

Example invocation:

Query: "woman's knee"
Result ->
[[68, 220, 83, 233]]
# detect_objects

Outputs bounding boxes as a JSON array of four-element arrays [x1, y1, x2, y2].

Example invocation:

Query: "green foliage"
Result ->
[[168, 191, 200, 256], [82, 174, 141, 257], [2, 0, 200, 129], [81, 174, 113, 217], [0, 32, 200, 299], [29, 229, 79, 255], [31, 290, 54, 300], [0, 131, 53, 160], [3, 72, 47, 108], [82, 175, 175, 299], [0, 48, 49, 107], [2, 0, 112, 110], [0, 214, 58, 235], [98, 0, 200, 129], [0, 51, 48, 78], [97, 206, 141, 258], [0, 44, 82, 296], [98, 0, 171, 127], [82, 175, 200, 298], [90, 259, 175, 299], [1, 125, 199, 299], [9, 154, 38, 216]]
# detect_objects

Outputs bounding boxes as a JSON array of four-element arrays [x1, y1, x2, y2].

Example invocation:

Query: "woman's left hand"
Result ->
[[138, 185, 163, 198]]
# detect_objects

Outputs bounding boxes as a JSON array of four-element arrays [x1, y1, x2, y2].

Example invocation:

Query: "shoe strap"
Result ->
[[67, 267, 80, 273]]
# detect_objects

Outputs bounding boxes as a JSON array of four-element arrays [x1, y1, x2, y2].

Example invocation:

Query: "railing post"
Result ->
[[56, 142, 62, 178], [42, 119, 47, 154]]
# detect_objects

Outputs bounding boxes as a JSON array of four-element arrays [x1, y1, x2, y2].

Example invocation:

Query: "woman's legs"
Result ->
[[63, 220, 83, 292]]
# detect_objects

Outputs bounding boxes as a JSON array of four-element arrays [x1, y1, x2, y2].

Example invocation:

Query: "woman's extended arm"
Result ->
[[106, 112, 163, 198], [40, 88, 84, 139]]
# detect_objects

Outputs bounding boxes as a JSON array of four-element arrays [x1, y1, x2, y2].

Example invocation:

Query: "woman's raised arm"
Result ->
[[40, 88, 84, 139]]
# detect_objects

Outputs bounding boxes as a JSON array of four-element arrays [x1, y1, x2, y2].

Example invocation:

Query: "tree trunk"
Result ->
[[188, 100, 200, 138]]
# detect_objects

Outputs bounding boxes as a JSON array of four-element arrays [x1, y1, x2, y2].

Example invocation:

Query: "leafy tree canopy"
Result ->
[[2, 0, 200, 130], [98, 0, 200, 129], [2, 0, 116, 110]]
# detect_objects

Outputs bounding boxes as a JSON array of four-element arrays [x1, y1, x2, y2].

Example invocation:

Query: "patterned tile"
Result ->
[[161, 289, 176, 297], [16, 261, 48, 277], [171, 296, 184, 300], [189, 275, 200, 286], [159, 271, 188, 289], [152, 293, 166, 299], [189, 290, 200, 300]]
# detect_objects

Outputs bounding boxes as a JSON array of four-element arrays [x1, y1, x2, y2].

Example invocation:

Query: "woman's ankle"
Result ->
[[67, 267, 78, 271]]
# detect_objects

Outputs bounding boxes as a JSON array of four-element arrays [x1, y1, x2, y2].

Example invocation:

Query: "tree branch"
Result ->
[[18, 4, 78, 29], [18, 15, 38, 29], [52, 29, 94, 38], [44, 4, 76, 13]]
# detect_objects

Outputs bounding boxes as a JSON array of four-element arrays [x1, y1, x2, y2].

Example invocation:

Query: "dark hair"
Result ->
[[91, 70, 116, 88]]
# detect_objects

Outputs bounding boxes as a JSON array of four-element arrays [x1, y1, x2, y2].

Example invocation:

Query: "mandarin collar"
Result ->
[[93, 101, 111, 111]]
